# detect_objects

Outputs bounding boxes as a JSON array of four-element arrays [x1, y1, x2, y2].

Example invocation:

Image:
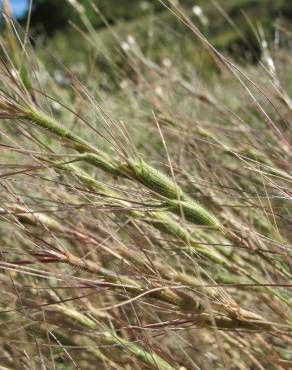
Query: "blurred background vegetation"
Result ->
[[1, 0, 291, 86], [15, 0, 292, 38]]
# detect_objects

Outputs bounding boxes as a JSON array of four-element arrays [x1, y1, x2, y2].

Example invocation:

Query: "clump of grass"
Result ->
[[0, 4, 291, 369]]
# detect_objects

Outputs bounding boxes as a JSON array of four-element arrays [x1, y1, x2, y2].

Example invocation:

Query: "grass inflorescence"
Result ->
[[0, 3, 291, 369]]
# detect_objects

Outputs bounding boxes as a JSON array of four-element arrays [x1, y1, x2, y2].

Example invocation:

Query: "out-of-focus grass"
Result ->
[[35, 0, 291, 85]]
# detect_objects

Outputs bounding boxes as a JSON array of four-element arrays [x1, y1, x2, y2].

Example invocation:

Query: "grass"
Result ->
[[0, 1, 291, 369]]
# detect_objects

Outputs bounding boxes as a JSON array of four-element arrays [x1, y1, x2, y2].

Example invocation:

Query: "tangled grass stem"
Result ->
[[57, 305, 177, 370]]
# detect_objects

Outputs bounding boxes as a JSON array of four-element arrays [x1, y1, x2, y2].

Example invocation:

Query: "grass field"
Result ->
[[0, 1, 291, 369]]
